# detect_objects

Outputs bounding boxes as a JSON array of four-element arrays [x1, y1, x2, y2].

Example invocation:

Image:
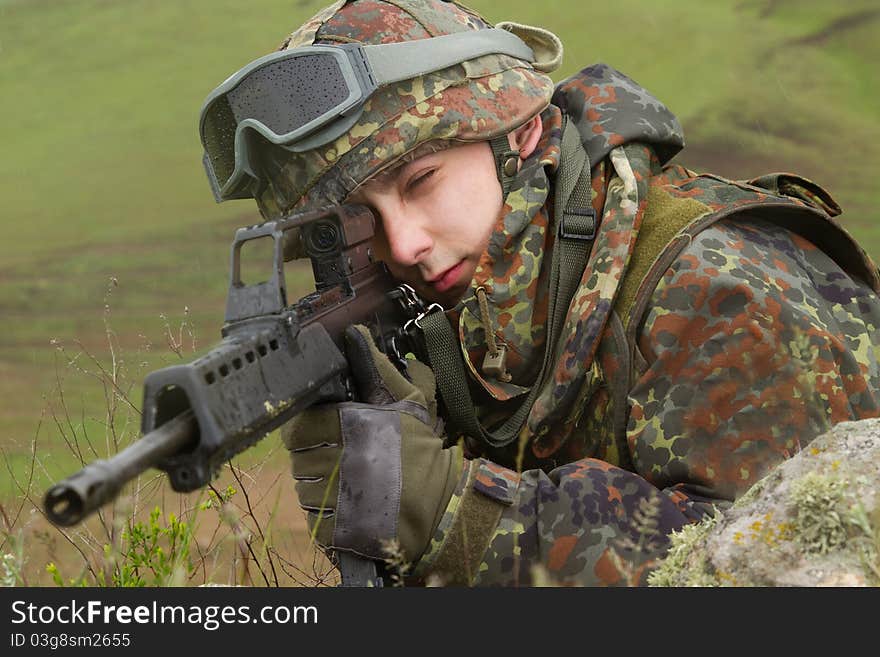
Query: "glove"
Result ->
[[281, 324, 463, 564]]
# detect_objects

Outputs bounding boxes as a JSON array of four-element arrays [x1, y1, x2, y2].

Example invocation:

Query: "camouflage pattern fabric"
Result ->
[[626, 211, 880, 516], [412, 64, 880, 586]]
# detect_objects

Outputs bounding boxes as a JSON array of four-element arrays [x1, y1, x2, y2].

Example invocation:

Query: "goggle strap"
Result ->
[[363, 28, 535, 87]]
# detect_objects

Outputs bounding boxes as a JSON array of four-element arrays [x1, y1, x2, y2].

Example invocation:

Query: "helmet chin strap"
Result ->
[[490, 134, 520, 202]]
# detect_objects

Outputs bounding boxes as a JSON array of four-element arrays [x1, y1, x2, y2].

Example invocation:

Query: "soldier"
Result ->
[[198, 0, 880, 585]]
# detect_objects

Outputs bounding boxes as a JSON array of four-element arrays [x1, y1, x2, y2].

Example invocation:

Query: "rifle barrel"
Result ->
[[43, 411, 198, 527]]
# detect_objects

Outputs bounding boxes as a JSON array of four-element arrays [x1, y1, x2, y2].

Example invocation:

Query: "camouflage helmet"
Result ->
[[251, 0, 562, 219]]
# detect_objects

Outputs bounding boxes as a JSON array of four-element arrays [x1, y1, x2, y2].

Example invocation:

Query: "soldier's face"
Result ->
[[347, 142, 503, 308]]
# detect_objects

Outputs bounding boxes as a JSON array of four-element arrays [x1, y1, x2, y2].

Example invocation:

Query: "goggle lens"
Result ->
[[225, 55, 351, 136], [202, 53, 358, 199]]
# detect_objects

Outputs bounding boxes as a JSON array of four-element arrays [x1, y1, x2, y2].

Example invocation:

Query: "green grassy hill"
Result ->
[[1, 0, 878, 581]]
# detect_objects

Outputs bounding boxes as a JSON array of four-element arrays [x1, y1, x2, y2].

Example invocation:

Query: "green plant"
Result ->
[[646, 513, 722, 587], [1, 533, 26, 587], [46, 506, 194, 587], [789, 472, 849, 555], [111, 506, 195, 586]]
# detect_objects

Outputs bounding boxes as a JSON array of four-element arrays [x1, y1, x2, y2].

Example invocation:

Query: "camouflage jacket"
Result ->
[[411, 64, 880, 586]]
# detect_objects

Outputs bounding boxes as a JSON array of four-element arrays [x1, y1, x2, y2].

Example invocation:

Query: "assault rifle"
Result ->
[[42, 204, 432, 587]]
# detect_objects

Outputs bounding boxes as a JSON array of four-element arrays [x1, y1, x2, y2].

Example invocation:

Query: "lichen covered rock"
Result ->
[[649, 418, 880, 586]]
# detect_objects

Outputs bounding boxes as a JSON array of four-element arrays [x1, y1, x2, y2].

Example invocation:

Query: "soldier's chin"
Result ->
[[411, 282, 461, 309], [436, 286, 470, 310]]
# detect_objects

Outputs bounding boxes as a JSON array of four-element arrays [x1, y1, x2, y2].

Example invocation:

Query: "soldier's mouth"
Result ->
[[429, 260, 466, 294]]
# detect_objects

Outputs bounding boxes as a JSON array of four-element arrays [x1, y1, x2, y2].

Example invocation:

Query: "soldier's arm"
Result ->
[[412, 456, 689, 586]]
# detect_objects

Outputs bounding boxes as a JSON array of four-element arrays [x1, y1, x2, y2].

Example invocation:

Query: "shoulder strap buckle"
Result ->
[[559, 208, 596, 240]]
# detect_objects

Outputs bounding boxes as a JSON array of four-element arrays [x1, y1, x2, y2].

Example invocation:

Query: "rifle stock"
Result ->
[[43, 204, 427, 588]]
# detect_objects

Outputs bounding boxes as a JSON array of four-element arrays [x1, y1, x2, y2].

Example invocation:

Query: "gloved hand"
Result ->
[[281, 324, 463, 564]]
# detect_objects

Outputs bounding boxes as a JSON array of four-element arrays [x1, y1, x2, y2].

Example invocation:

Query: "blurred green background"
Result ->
[[1, 0, 878, 500]]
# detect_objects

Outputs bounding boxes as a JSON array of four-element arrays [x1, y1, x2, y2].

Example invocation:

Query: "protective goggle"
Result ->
[[199, 28, 536, 202]]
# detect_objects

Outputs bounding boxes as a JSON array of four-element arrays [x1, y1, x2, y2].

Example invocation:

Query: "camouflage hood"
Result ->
[[455, 63, 684, 453]]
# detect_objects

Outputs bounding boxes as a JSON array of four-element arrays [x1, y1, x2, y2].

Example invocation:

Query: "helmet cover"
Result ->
[[253, 0, 557, 219]]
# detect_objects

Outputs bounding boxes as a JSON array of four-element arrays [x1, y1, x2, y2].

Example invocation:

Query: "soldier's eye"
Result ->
[[405, 169, 435, 192]]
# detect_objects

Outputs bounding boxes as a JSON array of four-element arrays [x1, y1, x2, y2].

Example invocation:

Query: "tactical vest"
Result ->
[[561, 165, 880, 471]]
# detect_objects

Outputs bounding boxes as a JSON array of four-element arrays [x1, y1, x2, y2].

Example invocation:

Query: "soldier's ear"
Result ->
[[508, 114, 543, 160]]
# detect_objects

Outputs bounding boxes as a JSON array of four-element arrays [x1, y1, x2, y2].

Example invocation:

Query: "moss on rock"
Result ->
[[649, 418, 880, 586]]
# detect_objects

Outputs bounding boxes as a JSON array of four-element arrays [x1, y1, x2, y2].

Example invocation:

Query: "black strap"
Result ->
[[421, 119, 595, 447], [489, 135, 520, 202]]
